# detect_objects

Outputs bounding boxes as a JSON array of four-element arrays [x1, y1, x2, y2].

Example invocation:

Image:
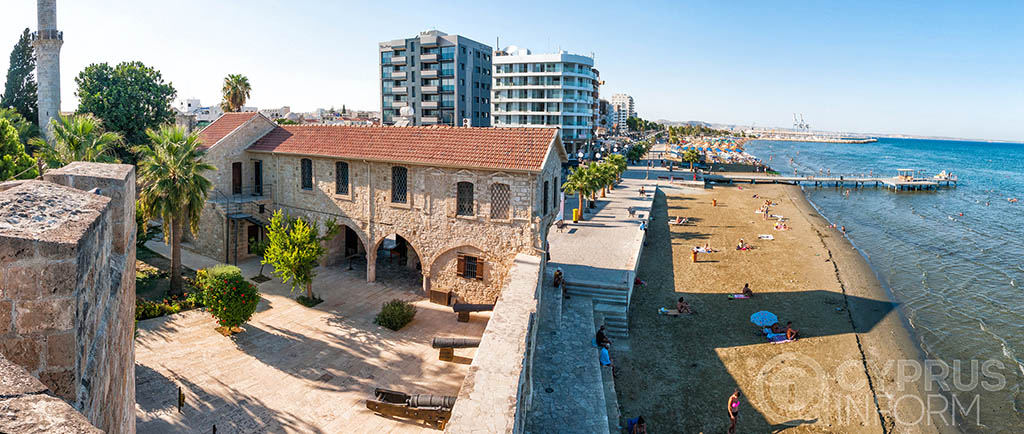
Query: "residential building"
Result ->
[[611, 93, 635, 129], [191, 113, 565, 304], [259, 106, 291, 120], [180, 98, 224, 123], [597, 98, 616, 135], [492, 47, 598, 156], [379, 30, 493, 127]]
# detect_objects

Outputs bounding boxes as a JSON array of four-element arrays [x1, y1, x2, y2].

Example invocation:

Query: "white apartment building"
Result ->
[[611, 93, 635, 129], [492, 47, 598, 156]]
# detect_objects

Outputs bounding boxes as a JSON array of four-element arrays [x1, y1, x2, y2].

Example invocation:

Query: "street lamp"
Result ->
[[596, 152, 602, 160], [577, 151, 584, 161]]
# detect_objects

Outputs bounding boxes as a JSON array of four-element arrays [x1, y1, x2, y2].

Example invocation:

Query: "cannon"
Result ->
[[431, 337, 482, 361], [365, 388, 456, 430], [451, 303, 495, 322]]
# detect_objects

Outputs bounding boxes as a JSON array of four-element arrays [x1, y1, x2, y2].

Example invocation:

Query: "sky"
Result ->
[[1, 0, 1022, 142]]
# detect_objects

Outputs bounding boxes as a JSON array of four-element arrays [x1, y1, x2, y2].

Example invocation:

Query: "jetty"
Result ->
[[704, 169, 958, 191]]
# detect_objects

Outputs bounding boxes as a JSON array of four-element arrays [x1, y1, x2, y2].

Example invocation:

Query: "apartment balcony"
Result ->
[[392, 56, 407, 65], [421, 69, 439, 78], [422, 116, 439, 124], [440, 69, 455, 78], [422, 85, 439, 94], [392, 101, 408, 108], [422, 101, 439, 109], [422, 53, 438, 63], [392, 86, 407, 94], [390, 71, 407, 80]]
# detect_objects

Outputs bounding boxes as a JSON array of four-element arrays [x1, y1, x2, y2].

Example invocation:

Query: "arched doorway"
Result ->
[[371, 233, 423, 291], [323, 223, 369, 276]]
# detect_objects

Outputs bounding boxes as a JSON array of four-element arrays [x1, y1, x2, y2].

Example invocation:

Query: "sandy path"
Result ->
[[614, 182, 953, 434]]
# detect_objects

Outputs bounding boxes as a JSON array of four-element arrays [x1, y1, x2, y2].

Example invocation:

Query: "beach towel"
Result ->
[[770, 214, 784, 219], [758, 234, 774, 240], [770, 337, 795, 344], [754, 210, 764, 214], [728, 294, 750, 299]]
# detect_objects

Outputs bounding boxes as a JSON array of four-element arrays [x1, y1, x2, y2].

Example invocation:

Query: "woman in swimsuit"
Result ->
[[727, 389, 741, 434]]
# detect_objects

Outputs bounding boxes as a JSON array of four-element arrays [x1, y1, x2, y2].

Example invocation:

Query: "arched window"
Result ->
[[490, 183, 510, 219], [456, 182, 474, 216], [300, 158, 313, 190], [391, 166, 408, 203]]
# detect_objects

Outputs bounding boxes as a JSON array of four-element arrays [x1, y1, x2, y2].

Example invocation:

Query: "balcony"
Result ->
[[422, 53, 438, 63], [392, 86, 407, 94], [390, 71, 407, 80], [422, 116, 439, 124], [440, 69, 455, 77], [422, 101, 439, 109], [393, 101, 408, 108], [392, 56, 407, 65], [421, 69, 439, 78], [422, 85, 439, 94]]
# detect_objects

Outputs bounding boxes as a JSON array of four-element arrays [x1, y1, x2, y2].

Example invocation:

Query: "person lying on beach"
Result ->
[[659, 297, 693, 316], [736, 239, 751, 251], [774, 222, 789, 231], [671, 216, 688, 225]]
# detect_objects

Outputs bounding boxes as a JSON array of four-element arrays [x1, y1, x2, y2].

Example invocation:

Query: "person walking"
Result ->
[[727, 389, 741, 434]]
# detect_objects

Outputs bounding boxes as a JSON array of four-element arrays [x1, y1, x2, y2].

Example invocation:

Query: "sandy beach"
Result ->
[[615, 179, 958, 433]]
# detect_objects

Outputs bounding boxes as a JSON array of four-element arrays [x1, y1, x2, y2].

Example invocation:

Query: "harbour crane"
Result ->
[[800, 114, 810, 131]]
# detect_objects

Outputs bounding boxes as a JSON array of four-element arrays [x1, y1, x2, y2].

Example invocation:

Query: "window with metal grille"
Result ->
[[391, 166, 408, 203], [457, 254, 484, 280], [456, 182, 474, 216], [335, 162, 349, 195], [543, 181, 549, 215], [301, 158, 313, 190], [491, 183, 510, 219]]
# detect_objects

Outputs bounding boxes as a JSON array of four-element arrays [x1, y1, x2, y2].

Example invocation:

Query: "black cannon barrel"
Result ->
[[373, 388, 410, 405], [452, 303, 495, 313], [408, 394, 456, 409], [431, 337, 482, 349]]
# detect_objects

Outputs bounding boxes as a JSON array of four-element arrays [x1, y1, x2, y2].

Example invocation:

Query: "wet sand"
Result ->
[[615, 181, 956, 433]]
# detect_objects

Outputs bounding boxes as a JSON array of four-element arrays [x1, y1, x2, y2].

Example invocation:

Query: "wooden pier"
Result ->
[[704, 173, 958, 191]]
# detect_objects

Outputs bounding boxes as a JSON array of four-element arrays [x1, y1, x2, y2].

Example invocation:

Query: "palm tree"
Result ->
[[562, 167, 591, 220], [606, 154, 627, 183], [595, 162, 617, 197], [220, 74, 252, 112], [683, 149, 700, 171], [30, 114, 121, 168], [135, 125, 215, 296]]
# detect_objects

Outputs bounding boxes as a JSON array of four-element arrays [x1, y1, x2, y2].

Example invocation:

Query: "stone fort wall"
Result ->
[[0, 162, 136, 433]]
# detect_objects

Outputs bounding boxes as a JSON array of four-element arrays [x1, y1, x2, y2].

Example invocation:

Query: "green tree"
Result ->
[[1, 29, 37, 129], [220, 74, 251, 112], [0, 118, 38, 180], [30, 114, 121, 168], [75, 61, 176, 159], [594, 162, 617, 197], [0, 107, 38, 147], [606, 154, 627, 183], [135, 125, 214, 296], [341, 104, 346, 115], [561, 167, 590, 219], [262, 210, 339, 300], [683, 149, 700, 171]]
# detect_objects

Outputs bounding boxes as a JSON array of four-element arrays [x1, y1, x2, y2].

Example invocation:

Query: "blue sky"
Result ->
[[2, 0, 1022, 141]]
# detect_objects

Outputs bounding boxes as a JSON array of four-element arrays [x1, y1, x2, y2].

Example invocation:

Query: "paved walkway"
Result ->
[[135, 245, 487, 433]]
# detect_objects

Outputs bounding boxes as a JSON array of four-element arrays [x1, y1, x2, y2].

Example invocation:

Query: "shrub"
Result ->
[[374, 299, 417, 331], [134, 291, 203, 321], [203, 268, 260, 329]]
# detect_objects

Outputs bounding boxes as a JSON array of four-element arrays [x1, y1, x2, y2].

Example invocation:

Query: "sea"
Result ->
[[745, 138, 1023, 433]]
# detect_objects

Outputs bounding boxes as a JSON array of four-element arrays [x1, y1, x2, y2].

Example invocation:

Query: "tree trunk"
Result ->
[[578, 193, 584, 216], [169, 216, 184, 297], [690, 161, 694, 171], [601, 187, 607, 198], [306, 281, 314, 300]]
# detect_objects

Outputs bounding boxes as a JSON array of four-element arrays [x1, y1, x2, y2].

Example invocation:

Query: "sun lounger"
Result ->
[[770, 214, 783, 219], [728, 294, 750, 299]]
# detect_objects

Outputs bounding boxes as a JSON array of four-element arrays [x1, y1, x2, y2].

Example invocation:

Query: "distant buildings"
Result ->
[[491, 47, 599, 156], [379, 30, 493, 126], [611, 93, 635, 130]]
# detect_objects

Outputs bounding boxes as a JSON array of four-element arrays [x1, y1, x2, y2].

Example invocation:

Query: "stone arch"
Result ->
[[368, 231, 425, 287], [322, 217, 370, 269], [427, 244, 493, 304]]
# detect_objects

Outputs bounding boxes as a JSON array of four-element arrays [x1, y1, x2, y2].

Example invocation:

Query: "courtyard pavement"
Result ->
[[135, 245, 488, 433]]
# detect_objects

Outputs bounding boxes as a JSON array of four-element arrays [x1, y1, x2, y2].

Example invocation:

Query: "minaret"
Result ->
[[33, 0, 62, 142]]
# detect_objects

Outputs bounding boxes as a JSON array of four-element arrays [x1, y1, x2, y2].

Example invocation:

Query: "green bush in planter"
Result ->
[[374, 299, 417, 331], [202, 267, 260, 329]]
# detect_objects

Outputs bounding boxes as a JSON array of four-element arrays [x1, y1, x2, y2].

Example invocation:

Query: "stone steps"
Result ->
[[594, 302, 629, 340]]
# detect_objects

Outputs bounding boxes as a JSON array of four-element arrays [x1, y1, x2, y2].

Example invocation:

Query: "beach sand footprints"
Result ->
[[753, 351, 828, 424]]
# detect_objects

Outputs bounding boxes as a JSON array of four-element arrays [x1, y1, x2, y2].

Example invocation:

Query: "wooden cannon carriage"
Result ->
[[365, 388, 456, 430]]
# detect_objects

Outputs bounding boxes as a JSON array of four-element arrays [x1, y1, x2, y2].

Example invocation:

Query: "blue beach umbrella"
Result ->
[[750, 311, 778, 327]]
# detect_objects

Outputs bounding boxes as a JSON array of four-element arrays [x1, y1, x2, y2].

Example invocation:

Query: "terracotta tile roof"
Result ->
[[247, 125, 559, 172], [197, 112, 260, 149]]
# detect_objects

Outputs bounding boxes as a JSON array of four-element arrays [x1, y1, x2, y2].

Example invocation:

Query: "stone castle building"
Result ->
[[192, 112, 565, 303], [0, 163, 137, 433], [33, 0, 63, 142]]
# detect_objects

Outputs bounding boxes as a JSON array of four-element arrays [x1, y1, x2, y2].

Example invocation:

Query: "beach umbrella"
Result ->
[[750, 311, 778, 327]]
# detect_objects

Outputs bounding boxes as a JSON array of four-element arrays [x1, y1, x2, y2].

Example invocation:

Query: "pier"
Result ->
[[703, 171, 958, 191]]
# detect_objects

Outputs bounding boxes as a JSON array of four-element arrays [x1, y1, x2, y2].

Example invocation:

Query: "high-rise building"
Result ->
[[379, 30, 492, 126], [611, 93, 635, 130], [34, 0, 62, 142], [491, 47, 598, 156]]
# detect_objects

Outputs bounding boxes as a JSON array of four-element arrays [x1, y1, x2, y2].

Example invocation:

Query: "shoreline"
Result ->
[[782, 184, 960, 434]]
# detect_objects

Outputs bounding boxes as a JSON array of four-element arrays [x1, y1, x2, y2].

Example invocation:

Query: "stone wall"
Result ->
[[0, 353, 102, 433], [0, 162, 136, 433], [445, 253, 543, 433]]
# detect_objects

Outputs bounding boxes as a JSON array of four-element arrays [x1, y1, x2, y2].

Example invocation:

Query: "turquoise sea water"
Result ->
[[746, 138, 1023, 433]]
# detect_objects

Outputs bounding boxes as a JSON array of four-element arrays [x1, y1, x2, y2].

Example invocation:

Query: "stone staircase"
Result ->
[[564, 277, 631, 340]]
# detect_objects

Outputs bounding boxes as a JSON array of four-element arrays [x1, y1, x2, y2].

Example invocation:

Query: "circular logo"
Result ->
[[753, 352, 828, 422]]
